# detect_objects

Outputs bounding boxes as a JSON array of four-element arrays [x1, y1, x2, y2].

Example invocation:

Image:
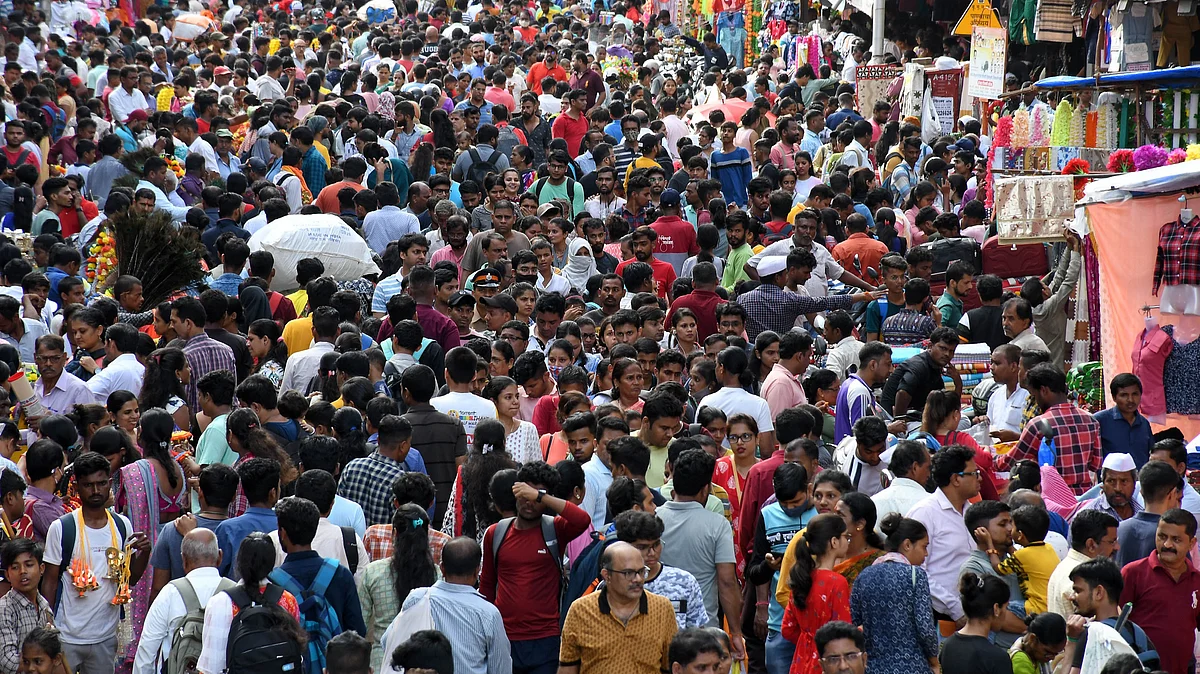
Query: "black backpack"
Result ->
[[466, 148, 500, 186], [224, 583, 305, 674]]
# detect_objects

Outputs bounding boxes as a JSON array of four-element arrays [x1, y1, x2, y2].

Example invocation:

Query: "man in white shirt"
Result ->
[[660, 97, 690, 163], [281, 306, 339, 393], [175, 118, 218, 175], [841, 41, 865, 84], [905, 445, 979, 623], [86, 323, 146, 402], [822, 310, 863, 379], [872, 440, 931, 532], [133, 529, 232, 674], [16, 31, 38, 74], [252, 56, 291, 102], [983, 344, 1028, 443], [269, 470, 369, 582], [839, 120, 872, 169], [430, 346, 497, 447], [831, 416, 889, 496], [108, 66, 149, 124]]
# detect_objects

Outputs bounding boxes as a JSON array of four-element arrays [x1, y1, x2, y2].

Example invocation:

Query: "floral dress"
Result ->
[[506, 420, 541, 464], [783, 568, 851, 674], [257, 359, 285, 391]]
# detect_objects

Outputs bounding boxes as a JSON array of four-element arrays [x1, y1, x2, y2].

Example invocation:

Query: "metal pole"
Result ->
[[871, 0, 886, 64]]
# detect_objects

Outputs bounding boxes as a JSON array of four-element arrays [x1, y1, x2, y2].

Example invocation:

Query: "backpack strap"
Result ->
[[339, 528, 358, 574], [533, 177, 547, 199], [13, 150, 29, 167], [172, 578, 201, 615], [226, 585, 252, 611], [539, 434, 552, 461], [540, 515, 562, 576], [267, 568, 304, 599], [468, 148, 482, 166], [53, 512, 77, 613], [490, 517, 515, 566], [310, 558, 340, 597], [260, 582, 285, 606]]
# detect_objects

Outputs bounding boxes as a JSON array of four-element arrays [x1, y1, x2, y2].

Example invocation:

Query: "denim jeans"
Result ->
[[765, 630, 796, 674]]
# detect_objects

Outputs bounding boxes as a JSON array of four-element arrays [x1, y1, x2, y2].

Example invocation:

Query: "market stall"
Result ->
[[1080, 159, 1200, 435]]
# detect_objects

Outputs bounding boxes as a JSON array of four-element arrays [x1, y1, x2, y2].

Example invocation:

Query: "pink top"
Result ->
[[429, 244, 467, 283], [1132, 325, 1173, 417]]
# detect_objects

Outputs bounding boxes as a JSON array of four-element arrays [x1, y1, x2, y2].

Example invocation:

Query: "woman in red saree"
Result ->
[[714, 412, 760, 579]]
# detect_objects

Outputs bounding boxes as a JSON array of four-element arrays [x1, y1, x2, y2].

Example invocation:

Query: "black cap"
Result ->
[[447, 290, 476, 308], [480, 293, 518, 314]]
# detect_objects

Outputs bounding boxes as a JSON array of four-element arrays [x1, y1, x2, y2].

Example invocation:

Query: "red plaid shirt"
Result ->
[[1007, 402, 1102, 495], [1153, 216, 1200, 294], [364, 524, 448, 567]]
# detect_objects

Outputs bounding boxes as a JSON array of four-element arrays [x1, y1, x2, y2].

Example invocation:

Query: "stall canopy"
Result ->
[[1080, 159, 1200, 204], [1035, 65, 1200, 90]]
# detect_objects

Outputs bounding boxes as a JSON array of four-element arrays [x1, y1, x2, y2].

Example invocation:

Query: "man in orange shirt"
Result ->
[[313, 156, 367, 214], [831, 213, 889, 281], [525, 47, 567, 94]]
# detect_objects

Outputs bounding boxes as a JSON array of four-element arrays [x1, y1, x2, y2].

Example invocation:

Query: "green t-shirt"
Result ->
[[864, 299, 906, 336], [1009, 649, 1039, 674], [937, 292, 965, 328], [533, 177, 585, 218], [723, 243, 754, 291]]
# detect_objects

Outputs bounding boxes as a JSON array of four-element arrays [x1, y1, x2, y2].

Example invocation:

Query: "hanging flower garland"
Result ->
[[994, 116, 1014, 148], [1012, 109, 1031, 149], [1052, 100, 1073, 146], [1069, 106, 1087, 148], [984, 145, 997, 211], [1188, 143, 1200, 161], [1107, 148, 1136, 172], [85, 228, 117, 290], [1133, 144, 1170, 171], [1030, 106, 1048, 146], [1096, 103, 1114, 149], [1169, 148, 1189, 164]]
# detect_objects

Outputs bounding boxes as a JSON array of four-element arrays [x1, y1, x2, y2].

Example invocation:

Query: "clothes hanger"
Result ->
[[1182, 194, 1195, 223], [1142, 304, 1159, 330]]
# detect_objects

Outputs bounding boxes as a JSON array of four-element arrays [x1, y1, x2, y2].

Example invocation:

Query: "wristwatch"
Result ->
[[536, 489, 547, 503]]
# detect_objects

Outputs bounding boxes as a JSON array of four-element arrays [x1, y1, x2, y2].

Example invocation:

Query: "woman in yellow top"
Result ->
[[624, 133, 666, 192], [306, 116, 332, 167]]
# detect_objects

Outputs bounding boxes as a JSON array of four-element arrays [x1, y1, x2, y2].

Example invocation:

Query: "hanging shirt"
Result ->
[[1131, 325, 1173, 418], [1153, 215, 1200, 294]]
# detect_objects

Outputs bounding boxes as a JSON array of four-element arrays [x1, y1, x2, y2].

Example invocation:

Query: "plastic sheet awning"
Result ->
[[1080, 159, 1200, 204], [1035, 65, 1200, 90]]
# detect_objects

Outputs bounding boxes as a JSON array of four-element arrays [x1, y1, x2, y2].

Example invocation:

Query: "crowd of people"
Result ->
[[0, 1, 1185, 674]]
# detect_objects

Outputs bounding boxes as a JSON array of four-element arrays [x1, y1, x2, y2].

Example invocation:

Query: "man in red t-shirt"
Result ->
[[479, 465, 591, 671], [551, 90, 589, 157], [648, 189, 699, 275], [2, 121, 38, 172], [667, 261, 726, 341], [615, 226, 678, 300]]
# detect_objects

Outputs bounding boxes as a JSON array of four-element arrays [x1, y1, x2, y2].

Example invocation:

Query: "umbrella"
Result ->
[[172, 13, 218, 41], [357, 0, 397, 23], [690, 98, 773, 125]]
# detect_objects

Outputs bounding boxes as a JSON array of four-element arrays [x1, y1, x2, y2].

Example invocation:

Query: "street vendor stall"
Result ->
[[1079, 159, 1200, 435]]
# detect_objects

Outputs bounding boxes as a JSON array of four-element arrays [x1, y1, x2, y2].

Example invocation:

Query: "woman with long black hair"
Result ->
[[225, 407, 298, 517], [139, 347, 191, 431], [441, 418, 516, 543], [781, 513, 851, 674], [247, 319, 288, 391], [196, 532, 306, 674], [358, 503, 438, 670], [332, 406, 372, 468]]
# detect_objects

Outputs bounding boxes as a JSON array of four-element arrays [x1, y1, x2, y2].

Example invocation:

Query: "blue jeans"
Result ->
[[511, 636, 560, 674], [765, 630, 796, 674]]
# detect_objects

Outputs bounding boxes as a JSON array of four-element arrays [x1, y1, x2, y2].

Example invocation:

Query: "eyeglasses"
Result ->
[[608, 566, 651, 580], [33, 354, 64, 364], [632, 540, 661, 554], [819, 652, 863, 665], [957, 470, 981, 478], [728, 432, 755, 443]]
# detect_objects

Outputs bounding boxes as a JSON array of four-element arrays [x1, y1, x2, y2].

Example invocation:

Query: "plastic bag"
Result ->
[[248, 214, 381, 291]]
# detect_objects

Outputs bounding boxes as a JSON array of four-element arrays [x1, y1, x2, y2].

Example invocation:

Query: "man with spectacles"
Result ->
[[814, 621, 867, 674], [614, 510, 707, 631], [32, 334, 92, 417], [907, 445, 979, 628], [559, 540, 678, 674]]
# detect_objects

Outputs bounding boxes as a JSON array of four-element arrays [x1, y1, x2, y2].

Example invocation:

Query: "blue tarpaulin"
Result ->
[[1035, 65, 1200, 89]]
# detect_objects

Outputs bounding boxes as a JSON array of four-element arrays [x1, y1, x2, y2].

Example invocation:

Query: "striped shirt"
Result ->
[[181, 332, 236, 412], [394, 581, 512, 674], [881, 309, 937, 346]]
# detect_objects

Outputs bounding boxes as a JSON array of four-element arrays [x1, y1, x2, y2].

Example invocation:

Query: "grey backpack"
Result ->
[[166, 576, 237, 674]]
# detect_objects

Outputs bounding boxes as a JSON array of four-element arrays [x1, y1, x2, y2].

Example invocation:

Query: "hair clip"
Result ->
[[481, 443, 495, 454], [412, 518, 424, 527], [977, 576, 985, 588]]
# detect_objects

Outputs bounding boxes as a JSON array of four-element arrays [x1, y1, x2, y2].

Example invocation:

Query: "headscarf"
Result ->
[[306, 114, 329, 135], [562, 237, 597, 293], [378, 91, 396, 122], [239, 285, 271, 331]]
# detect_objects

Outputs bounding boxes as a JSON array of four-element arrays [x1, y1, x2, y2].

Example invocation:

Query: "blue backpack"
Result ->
[[41, 104, 66, 143], [560, 531, 614, 624], [268, 558, 343, 674]]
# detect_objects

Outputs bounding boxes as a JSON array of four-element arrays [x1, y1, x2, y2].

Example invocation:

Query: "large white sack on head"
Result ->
[[249, 214, 380, 291]]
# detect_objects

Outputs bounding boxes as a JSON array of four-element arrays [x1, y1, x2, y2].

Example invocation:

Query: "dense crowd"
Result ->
[[0, 1, 1187, 674]]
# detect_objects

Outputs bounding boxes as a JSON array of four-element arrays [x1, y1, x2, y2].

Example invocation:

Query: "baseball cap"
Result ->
[[216, 129, 234, 139], [659, 188, 681, 208], [126, 109, 149, 123], [214, 66, 233, 76], [757, 255, 788, 278], [447, 290, 476, 308], [246, 157, 268, 173], [536, 202, 562, 217], [480, 294, 518, 314], [472, 268, 503, 288]]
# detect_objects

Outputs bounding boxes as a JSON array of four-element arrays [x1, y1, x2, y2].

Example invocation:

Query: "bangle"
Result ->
[[1067, 636, 1078, 643], [986, 549, 999, 556], [755, 602, 768, 607]]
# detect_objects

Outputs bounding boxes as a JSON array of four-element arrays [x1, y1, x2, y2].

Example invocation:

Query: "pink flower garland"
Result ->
[[994, 116, 1013, 148], [1132, 144, 1169, 171], [1169, 148, 1189, 164], [1107, 149, 1136, 173]]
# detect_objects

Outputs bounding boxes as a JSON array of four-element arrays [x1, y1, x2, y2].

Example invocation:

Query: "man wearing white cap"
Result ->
[[739, 250, 882, 341], [1075, 453, 1142, 523]]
